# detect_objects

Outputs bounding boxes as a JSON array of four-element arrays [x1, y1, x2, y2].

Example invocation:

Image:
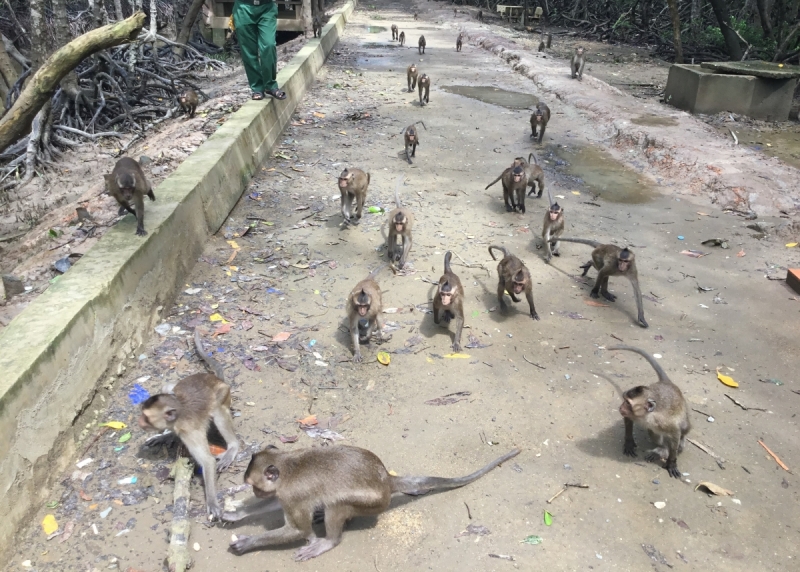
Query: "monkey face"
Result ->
[[549, 209, 561, 221], [512, 281, 525, 294], [118, 185, 136, 202], [618, 399, 633, 418], [395, 223, 405, 232], [357, 304, 369, 316], [440, 293, 452, 305], [577, 47, 584, 55], [617, 260, 630, 272], [338, 177, 350, 189]]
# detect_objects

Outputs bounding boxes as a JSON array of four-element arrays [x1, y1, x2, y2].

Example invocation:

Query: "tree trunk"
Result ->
[[175, 0, 206, 57], [302, 0, 312, 37], [756, 0, 773, 38], [29, 0, 48, 72], [0, 11, 146, 154], [708, 0, 743, 60], [691, 0, 702, 35], [52, 0, 72, 47], [0, 39, 16, 101], [667, 0, 684, 63], [114, 0, 124, 20]]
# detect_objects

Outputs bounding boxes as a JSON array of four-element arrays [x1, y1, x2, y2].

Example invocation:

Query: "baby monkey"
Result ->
[[402, 120, 426, 164], [418, 73, 431, 106], [337, 167, 369, 226], [399, 30, 406, 46], [609, 345, 690, 478], [225, 445, 521, 560], [541, 189, 564, 262], [178, 88, 198, 118], [139, 330, 240, 519], [418, 35, 426, 54], [433, 251, 465, 351], [391, 24, 398, 41], [347, 265, 389, 362], [387, 175, 413, 269], [558, 238, 648, 328], [571, 46, 586, 80], [456, 32, 464, 52], [489, 245, 539, 320], [104, 157, 155, 236], [406, 63, 418, 92], [530, 101, 550, 144]]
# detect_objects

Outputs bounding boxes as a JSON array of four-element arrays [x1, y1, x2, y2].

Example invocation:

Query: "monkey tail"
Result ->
[[444, 251, 453, 273], [194, 329, 225, 381], [547, 188, 554, 207], [390, 448, 521, 495], [484, 174, 503, 190], [488, 245, 508, 261], [558, 238, 601, 248], [394, 174, 405, 208], [607, 346, 672, 384], [528, 152, 538, 165], [416, 121, 427, 130]]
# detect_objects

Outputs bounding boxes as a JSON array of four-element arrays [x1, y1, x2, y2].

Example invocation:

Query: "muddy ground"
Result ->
[[8, 1, 800, 571]]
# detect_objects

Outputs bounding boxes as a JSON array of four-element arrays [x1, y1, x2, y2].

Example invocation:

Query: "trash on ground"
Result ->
[[75, 458, 93, 468], [716, 370, 739, 388], [786, 242, 798, 248], [653, 501, 666, 509], [489, 553, 515, 560], [155, 323, 172, 336], [99, 421, 126, 430], [520, 535, 543, 545], [758, 439, 790, 472], [118, 432, 131, 443], [303, 427, 345, 441], [456, 524, 491, 537], [425, 391, 471, 406], [377, 351, 391, 365], [465, 334, 491, 349], [444, 353, 470, 358], [272, 331, 292, 342], [279, 435, 298, 443], [695, 481, 733, 496], [737, 249, 746, 257], [128, 384, 150, 404], [680, 250, 708, 258], [760, 378, 783, 385], [41, 514, 58, 536], [701, 238, 729, 249]]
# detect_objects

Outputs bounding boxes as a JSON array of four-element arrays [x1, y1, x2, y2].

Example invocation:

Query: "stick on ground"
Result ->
[[167, 457, 194, 572]]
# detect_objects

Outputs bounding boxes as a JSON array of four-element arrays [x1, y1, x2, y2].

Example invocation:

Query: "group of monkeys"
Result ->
[[129, 17, 691, 563]]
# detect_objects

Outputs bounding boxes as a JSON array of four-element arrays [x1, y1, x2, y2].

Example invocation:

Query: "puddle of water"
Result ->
[[720, 126, 800, 170], [367, 26, 388, 33], [631, 114, 678, 127], [440, 85, 538, 109], [416, 27, 444, 31], [551, 145, 654, 203]]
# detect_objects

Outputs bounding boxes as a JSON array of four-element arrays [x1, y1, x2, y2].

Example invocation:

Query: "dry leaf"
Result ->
[[737, 249, 746, 257], [584, 299, 608, 307], [212, 323, 231, 336], [272, 331, 291, 342], [297, 414, 318, 426], [716, 369, 739, 388], [312, 111, 325, 118], [444, 353, 471, 359], [695, 481, 733, 496]]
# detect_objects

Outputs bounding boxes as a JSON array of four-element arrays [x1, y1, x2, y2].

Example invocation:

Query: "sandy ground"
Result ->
[[7, 1, 800, 571]]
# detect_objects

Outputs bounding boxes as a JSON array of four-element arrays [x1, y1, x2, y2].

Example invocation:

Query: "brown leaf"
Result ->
[[241, 320, 254, 331], [272, 331, 292, 342], [737, 249, 746, 257], [212, 323, 232, 336], [297, 414, 318, 426], [695, 481, 734, 496], [79, 490, 92, 501], [584, 299, 608, 307], [276, 358, 297, 372], [279, 434, 299, 443]]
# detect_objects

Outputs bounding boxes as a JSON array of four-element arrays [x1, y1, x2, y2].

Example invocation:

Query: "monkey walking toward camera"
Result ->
[[337, 167, 369, 226], [418, 35, 426, 54], [485, 162, 528, 213], [609, 345, 690, 478], [399, 30, 406, 46], [558, 238, 648, 328], [138, 330, 240, 519], [224, 445, 521, 560], [104, 157, 155, 236], [418, 73, 431, 106], [407, 63, 418, 92], [313, 15, 323, 37], [387, 175, 413, 269], [178, 88, 198, 118], [489, 245, 539, 320], [514, 153, 545, 198], [347, 265, 389, 362], [402, 121, 426, 164], [571, 46, 586, 80], [541, 190, 564, 262], [530, 101, 550, 144], [433, 251, 465, 351], [391, 24, 398, 41], [456, 32, 464, 51]]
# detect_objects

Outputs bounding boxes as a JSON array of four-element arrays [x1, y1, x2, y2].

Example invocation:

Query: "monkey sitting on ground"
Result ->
[[571, 46, 585, 80], [513, 153, 545, 198], [139, 329, 240, 519], [337, 167, 369, 226], [387, 175, 413, 269], [609, 345, 690, 478], [406, 63, 418, 92], [418, 73, 430, 106], [485, 162, 528, 213], [456, 32, 464, 52], [399, 30, 406, 46], [178, 88, 198, 118], [488, 245, 539, 320], [224, 445, 521, 559], [530, 101, 550, 144], [540, 190, 564, 262], [558, 238, 648, 328], [538, 40, 545, 51], [104, 157, 155, 236], [477, 9, 483, 21], [433, 251, 465, 351], [391, 24, 398, 41], [347, 265, 389, 362], [402, 121, 426, 164], [313, 15, 322, 37], [418, 35, 426, 55], [413, 13, 418, 21]]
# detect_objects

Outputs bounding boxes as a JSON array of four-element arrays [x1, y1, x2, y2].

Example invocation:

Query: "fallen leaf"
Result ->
[[716, 369, 739, 388], [99, 421, 126, 430], [520, 535, 543, 545], [276, 359, 298, 372], [377, 351, 391, 365], [680, 249, 708, 258], [213, 323, 232, 336], [544, 510, 553, 526], [272, 331, 291, 342], [118, 432, 131, 443], [297, 414, 318, 426], [58, 520, 76, 543], [339, 131, 347, 135], [209, 313, 228, 323], [571, 191, 581, 195], [425, 391, 471, 406], [444, 353, 471, 358], [584, 299, 608, 307], [313, 111, 325, 118], [786, 243, 798, 248], [737, 249, 746, 257], [79, 490, 92, 501], [695, 481, 733, 496], [241, 320, 254, 331], [227, 240, 240, 250], [279, 434, 299, 443], [42, 514, 58, 536]]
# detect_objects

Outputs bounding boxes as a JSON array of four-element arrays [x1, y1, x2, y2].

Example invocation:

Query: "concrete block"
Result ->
[[787, 269, 800, 295]]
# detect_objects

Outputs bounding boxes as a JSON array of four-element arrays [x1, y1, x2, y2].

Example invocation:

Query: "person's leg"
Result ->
[[232, 2, 266, 94], [257, 1, 283, 96]]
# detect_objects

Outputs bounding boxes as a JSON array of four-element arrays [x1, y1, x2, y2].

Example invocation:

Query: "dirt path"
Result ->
[[8, 2, 800, 571]]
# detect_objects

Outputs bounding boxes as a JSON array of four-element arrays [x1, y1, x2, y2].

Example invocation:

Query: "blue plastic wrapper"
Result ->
[[267, 287, 283, 294], [128, 384, 150, 405]]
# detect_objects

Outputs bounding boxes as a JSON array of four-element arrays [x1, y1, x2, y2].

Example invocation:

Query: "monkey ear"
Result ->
[[164, 407, 178, 422], [103, 174, 112, 184], [646, 399, 656, 412], [265, 464, 280, 482]]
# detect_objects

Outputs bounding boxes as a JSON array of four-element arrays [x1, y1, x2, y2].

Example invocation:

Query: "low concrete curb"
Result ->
[[0, 1, 356, 551]]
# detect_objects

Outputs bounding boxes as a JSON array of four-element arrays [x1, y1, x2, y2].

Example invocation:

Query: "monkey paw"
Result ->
[[294, 538, 336, 561], [207, 502, 223, 521], [666, 464, 682, 479], [601, 291, 617, 302], [644, 451, 662, 464], [230, 535, 255, 555], [452, 343, 461, 352], [623, 442, 637, 457], [530, 312, 540, 320], [589, 291, 601, 299], [136, 228, 148, 237], [552, 251, 561, 257], [352, 353, 363, 363], [638, 318, 649, 328]]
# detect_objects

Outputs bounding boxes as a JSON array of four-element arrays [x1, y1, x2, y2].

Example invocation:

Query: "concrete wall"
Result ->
[[665, 64, 796, 120], [0, 1, 356, 553]]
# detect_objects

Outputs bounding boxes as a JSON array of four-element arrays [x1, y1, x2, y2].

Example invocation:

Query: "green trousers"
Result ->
[[233, 1, 279, 93]]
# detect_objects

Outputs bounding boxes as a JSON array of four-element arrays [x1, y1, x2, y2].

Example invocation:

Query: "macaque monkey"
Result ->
[[337, 167, 369, 226], [313, 15, 322, 37], [418, 35, 426, 55], [414, 13, 418, 21], [387, 175, 413, 269], [488, 245, 539, 320], [402, 120, 426, 164], [347, 265, 389, 362], [546, 33, 552, 48], [485, 162, 528, 213], [104, 157, 155, 237], [514, 153, 545, 198], [391, 24, 398, 41], [538, 40, 545, 51], [477, 10, 483, 21], [399, 30, 406, 46], [558, 238, 648, 328], [138, 330, 240, 519], [178, 88, 198, 118], [541, 190, 564, 262], [571, 46, 585, 80], [407, 63, 418, 92], [418, 73, 431, 106], [456, 32, 464, 52], [454, 8, 457, 17], [433, 251, 465, 351], [225, 445, 521, 559], [610, 345, 690, 478], [530, 101, 551, 144]]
